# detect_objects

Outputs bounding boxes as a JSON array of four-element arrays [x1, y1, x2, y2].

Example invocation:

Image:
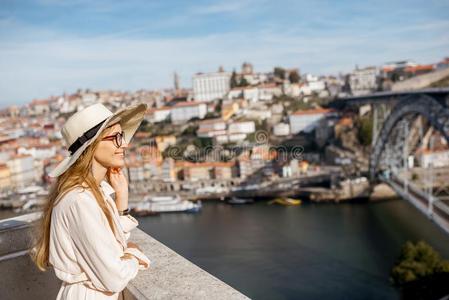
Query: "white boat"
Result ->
[[17, 185, 43, 195], [133, 195, 202, 213]]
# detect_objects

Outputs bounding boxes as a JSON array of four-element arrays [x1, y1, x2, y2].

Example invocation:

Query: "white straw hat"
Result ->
[[49, 102, 147, 177]]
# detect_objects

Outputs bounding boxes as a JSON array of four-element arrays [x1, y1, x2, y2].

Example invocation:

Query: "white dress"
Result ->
[[49, 180, 151, 300]]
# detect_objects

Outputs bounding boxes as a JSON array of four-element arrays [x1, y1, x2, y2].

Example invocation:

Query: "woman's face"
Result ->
[[93, 123, 128, 169]]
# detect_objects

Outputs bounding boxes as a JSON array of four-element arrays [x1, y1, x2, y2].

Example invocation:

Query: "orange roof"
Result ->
[[291, 108, 332, 116], [134, 132, 151, 139], [338, 117, 353, 127], [175, 161, 235, 168], [146, 106, 171, 113], [404, 65, 434, 73], [31, 99, 51, 106], [173, 101, 207, 108], [258, 83, 278, 89], [10, 154, 32, 159]]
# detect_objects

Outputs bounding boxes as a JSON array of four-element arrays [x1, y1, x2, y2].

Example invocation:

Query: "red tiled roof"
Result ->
[[175, 161, 235, 168], [404, 65, 434, 73], [173, 101, 207, 107], [291, 108, 332, 116]]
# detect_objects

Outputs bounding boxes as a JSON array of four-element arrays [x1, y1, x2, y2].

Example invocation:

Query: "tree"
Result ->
[[289, 70, 300, 83], [391, 241, 449, 286], [357, 115, 373, 146], [239, 77, 249, 87], [274, 67, 286, 80], [230, 70, 239, 88]]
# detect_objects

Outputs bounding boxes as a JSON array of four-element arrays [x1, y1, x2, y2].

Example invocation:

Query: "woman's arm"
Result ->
[[66, 195, 141, 293]]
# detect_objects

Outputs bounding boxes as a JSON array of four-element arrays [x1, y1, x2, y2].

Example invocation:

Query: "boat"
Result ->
[[130, 195, 202, 214], [227, 197, 254, 205], [268, 197, 302, 206]]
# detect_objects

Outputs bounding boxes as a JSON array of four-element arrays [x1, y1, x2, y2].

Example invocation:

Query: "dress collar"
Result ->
[[100, 180, 115, 196]]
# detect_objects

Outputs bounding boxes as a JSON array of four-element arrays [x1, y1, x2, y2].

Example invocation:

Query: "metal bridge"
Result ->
[[332, 88, 449, 234]]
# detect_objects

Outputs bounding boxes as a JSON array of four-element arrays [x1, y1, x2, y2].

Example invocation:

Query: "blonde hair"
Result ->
[[30, 127, 118, 271]]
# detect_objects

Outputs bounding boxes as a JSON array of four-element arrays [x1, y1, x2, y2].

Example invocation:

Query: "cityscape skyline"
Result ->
[[1, 0, 448, 106]]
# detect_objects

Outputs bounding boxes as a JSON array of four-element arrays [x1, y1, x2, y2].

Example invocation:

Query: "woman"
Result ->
[[30, 103, 151, 299]]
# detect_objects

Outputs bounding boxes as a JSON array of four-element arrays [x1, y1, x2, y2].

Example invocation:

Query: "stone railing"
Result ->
[[0, 213, 250, 300]]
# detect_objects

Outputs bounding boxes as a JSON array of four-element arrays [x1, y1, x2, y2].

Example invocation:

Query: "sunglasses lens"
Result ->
[[115, 131, 124, 147]]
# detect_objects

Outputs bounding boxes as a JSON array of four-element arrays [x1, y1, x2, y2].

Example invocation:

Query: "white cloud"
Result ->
[[0, 15, 448, 107], [191, 0, 254, 15]]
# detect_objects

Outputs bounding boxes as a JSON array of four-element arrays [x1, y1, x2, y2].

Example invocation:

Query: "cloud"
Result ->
[[191, 0, 254, 15], [0, 1, 448, 107]]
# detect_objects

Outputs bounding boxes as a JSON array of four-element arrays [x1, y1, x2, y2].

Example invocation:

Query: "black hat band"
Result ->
[[68, 119, 107, 155]]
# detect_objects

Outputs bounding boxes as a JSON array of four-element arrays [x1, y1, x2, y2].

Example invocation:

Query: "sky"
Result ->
[[0, 0, 448, 108]]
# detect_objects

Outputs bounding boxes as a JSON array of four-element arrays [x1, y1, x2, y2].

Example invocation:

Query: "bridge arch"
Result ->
[[369, 94, 449, 180]]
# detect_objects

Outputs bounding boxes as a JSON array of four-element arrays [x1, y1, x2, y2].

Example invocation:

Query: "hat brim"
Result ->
[[49, 103, 147, 178]]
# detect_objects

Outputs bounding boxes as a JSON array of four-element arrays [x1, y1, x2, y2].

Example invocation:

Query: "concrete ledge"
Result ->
[[126, 228, 250, 299]]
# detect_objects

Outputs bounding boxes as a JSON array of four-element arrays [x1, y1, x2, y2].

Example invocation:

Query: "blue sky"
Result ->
[[0, 0, 448, 107]]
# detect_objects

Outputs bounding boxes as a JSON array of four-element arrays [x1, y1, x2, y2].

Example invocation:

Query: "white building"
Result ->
[[289, 108, 332, 134], [6, 154, 36, 187], [215, 133, 247, 144], [245, 106, 272, 120], [243, 87, 259, 103], [258, 83, 282, 101], [228, 121, 255, 134], [273, 123, 290, 136], [418, 149, 449, 168], [146, 107, 171, 123], [17, 145, 56, 160], [193, 72, 231, 102], [227, 88, 244, 100], [197, 118, 227, 138], [170, 101, 208, 124], [350, 66, 379, 96]]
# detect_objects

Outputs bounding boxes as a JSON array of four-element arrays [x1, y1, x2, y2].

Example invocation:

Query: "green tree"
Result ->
[[230, 70, 239, 88], [391, 241, 449, 286], [274, 67, 286, 80], [357, 115, 373, 146], [239, 77, 249, 87], [289, 70, 300, 83]]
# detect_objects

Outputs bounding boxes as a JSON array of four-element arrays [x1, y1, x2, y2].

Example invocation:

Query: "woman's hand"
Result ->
[[120, 252, 149, 268], [107, 167, 129, 211], [127, 241, 141, 252]]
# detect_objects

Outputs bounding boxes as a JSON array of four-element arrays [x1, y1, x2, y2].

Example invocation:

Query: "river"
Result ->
[[137, 199, 449, 299], [2, 198, 449, 299]]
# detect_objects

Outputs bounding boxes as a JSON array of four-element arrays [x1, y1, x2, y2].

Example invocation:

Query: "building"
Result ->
[[273, 123, 290, 136], [349, 66, 379, 96], [221, 101, 240, 121], [127, 161, 145, 182], [258, 83, 282, 101], [193, 72, 231, 102], [161, 158, 176, 182], [289, 108, 332, 134], [227, 121, 255, 134], [170, 101, 207, 124], [0, 163, 11, 191], [29, 99, 51, 116], [146, 106, 171, 123], [197, 118, 227, 138], [154, 135, 177, 152], [418, 149, 449, 168], [243, 87, 259, 103], [6, 154, 36, 187]]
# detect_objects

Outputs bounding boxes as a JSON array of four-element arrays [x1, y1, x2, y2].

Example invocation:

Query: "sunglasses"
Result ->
[[102, 131, 126, 148]]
